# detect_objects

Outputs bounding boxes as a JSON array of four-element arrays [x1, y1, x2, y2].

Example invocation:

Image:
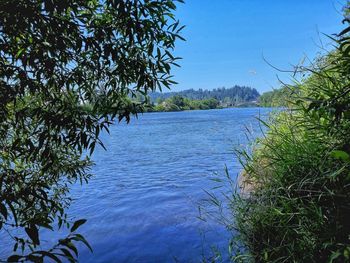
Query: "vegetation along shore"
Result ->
[[137, 86, 287, 112], [210, 6, 350, 262]]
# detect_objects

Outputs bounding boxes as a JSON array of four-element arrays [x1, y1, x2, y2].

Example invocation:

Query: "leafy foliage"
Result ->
[[0, 0, 183, 261], [258, 86, 298, 107]]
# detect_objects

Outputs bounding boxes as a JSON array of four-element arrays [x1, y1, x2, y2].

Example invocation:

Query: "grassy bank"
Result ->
[[222, 12, 350, 263]]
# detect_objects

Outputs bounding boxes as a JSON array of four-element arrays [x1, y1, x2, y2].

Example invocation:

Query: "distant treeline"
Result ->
[[149, 86, 260, 107], [148, 96, 220, 112], [85, 86, 290, 114], [148, 85, 293, 110]]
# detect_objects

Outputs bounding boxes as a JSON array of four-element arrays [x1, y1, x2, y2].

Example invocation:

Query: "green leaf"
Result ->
[[27, 254, 42, 262], [13, 243, 18, 252], [70, 219, 87, 232], [328, 250, 342, 262], [60, 248, 75, 263], [37, 251, 61, 263], [338, 26, 350, 37], [66, 242, 78, 256], [25, 225, 40, 245], [15, 48, 25, 58], [330, 150, 350, 162], [72, 234, 93, 252], [7, 255, 23, 262]]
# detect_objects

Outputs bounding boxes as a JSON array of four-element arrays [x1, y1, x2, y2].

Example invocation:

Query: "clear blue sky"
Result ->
[[171, 0, 346, 93]]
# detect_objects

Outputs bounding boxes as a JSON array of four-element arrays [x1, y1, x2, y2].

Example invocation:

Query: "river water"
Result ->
[[1, 108, 273, 262]]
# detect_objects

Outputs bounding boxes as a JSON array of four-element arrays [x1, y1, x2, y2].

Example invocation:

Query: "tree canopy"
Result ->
[[0, 0, 183, 261]]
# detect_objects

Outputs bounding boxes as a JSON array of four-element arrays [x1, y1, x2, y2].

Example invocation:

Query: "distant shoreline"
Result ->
[[142, 105, 276, 114]]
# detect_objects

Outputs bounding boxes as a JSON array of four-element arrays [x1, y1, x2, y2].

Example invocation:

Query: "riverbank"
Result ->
[[227, 22, 350, 261], [144, 101, 261, 113]]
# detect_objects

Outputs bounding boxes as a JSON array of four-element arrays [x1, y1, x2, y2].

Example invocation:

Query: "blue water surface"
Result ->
[[1, 108, 273, 262]]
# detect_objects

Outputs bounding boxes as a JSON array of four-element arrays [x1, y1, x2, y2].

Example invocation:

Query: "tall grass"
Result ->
[[206, 11, 350, 263], [233, 109, 350, 262]]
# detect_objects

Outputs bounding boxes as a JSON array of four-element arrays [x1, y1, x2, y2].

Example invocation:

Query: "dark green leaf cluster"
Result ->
[[0, 0, 183, 261]]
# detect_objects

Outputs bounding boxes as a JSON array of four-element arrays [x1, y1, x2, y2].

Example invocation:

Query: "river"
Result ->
[[1, 108, 273, 262]]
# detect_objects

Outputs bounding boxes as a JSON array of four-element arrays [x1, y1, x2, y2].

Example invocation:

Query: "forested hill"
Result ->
[[149, 86, 260, 106]]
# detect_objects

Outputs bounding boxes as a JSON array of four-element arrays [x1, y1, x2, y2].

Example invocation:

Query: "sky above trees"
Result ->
[[172, 0, 345, 93]]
